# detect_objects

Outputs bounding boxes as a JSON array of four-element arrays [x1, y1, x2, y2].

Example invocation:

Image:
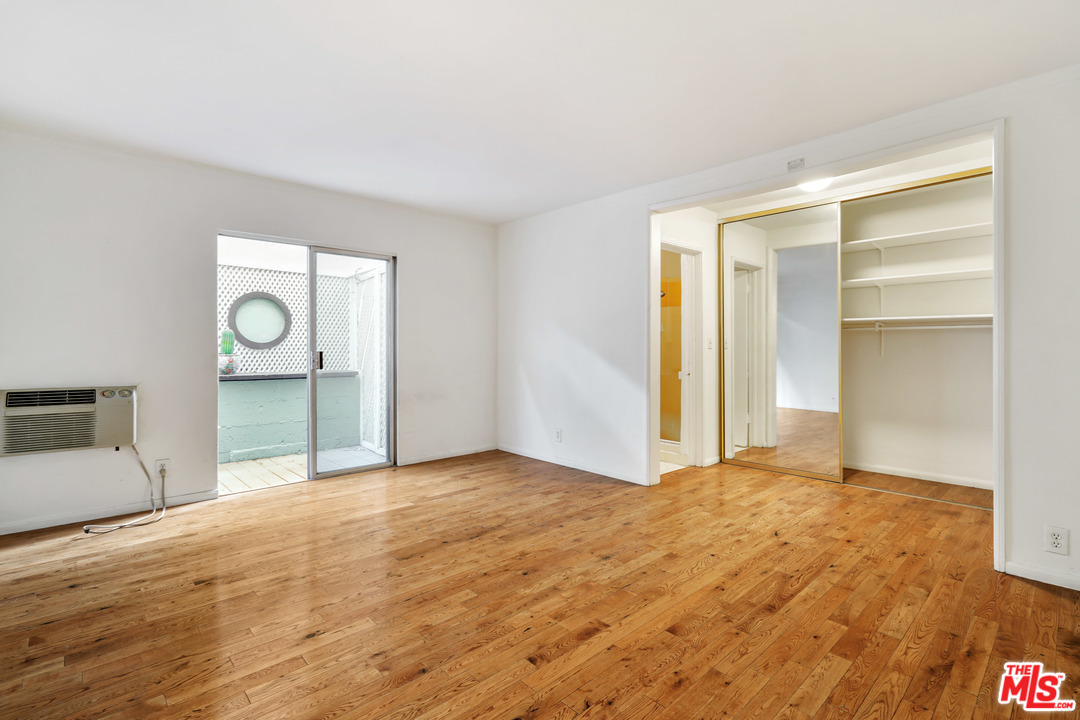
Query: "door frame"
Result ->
[[216, 230, 398, 483], [659, 242, 702, 467], [721, 252, 767, 460]]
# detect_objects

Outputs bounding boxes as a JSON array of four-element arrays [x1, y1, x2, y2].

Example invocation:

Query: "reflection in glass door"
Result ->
[[309, 248, 394, 477]]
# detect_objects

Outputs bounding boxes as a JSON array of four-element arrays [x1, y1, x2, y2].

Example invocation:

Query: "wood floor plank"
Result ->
[[786, 653, 852, 717], [0, 451, 1077, 720]]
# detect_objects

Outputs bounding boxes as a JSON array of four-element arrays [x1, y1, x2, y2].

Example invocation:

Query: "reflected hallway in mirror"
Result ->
[[721, 204, 840, 480]]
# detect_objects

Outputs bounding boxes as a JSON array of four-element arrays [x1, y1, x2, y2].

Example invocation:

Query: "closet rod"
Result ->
[[843, 324, 992, 332]]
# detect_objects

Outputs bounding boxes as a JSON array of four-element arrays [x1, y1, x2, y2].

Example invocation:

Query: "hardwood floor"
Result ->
[[2, 451, 1077, 719], [733, 408, 840, 477], [731, 409, 993, 510], [844, 470, 994, 511]]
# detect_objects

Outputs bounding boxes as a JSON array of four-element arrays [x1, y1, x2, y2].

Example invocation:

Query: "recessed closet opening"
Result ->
[[650, 130, 1000, 517]]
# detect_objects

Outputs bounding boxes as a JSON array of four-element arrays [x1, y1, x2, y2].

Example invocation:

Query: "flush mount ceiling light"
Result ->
[[798, 177, 834, 193]]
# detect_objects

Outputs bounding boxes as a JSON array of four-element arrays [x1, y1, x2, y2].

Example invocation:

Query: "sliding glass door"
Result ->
[[308, 248, 395, 477]]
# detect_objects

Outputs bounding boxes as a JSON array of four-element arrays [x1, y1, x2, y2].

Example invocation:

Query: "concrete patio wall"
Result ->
[[218, 375, 361, 462]]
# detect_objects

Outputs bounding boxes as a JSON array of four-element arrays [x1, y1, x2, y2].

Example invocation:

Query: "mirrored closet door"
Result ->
[[720, 204, 841, 481]]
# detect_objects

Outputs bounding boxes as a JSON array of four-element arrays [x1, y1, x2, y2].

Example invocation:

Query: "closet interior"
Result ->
[[714, 144, 994, 493], [840, 173, 993, 487]]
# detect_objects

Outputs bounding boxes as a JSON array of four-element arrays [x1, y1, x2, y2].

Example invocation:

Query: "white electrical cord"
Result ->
[[83, 445, 167, 534]]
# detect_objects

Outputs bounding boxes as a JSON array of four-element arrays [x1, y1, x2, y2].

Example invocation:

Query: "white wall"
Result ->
[[497, 196, 648, 483], [0, 129, 497, 534], [497, 64, 1080, 590], [775, 244, 839, 413], [842, 329, 992, 487]]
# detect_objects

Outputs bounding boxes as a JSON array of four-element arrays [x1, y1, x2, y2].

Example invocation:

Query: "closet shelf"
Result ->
[[841, 222, 992, 253], [843, 314, 993, 330], [841, 267, 992, 289]]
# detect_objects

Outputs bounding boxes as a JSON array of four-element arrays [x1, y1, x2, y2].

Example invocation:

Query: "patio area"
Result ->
[[217, 446, 388, 495]]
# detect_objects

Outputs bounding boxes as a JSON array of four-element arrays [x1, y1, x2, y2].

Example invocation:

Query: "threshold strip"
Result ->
[[841, 481, 991, 511]]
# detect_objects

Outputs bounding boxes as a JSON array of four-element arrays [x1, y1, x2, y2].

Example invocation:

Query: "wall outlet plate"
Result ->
[[1045, 525, 1069, 555], [554, 429, 562, 443], [154, 458, 171, 478]]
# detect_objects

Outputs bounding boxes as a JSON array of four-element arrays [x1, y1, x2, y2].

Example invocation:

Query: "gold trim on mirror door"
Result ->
[[722, 458, 843, 483], [717, 222, 725, 467], [836, 201, 844, 483]]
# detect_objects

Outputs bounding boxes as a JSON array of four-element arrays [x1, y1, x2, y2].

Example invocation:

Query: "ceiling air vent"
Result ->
[[0, 386, 136, 457]]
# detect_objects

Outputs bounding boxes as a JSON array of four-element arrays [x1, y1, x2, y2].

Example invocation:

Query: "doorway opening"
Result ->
[[659, 243, 705, 474], [216, 234, 395, 494]]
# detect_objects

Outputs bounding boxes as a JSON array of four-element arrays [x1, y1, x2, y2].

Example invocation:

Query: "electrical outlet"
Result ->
[[154, 458, 171, 478], [1045, 525, 1069, 555], [554, 428, 562, 443]]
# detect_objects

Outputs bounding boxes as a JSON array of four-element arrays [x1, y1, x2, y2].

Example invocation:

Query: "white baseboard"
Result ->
[[397, 444, 498, 466], [1004, 560, 1080, 592], [0, 488, 219, 536], [659, 442, 690, 465], [704, 456, 720, 467], [843, 461, 992, 490], [497, 444, 648, 486]]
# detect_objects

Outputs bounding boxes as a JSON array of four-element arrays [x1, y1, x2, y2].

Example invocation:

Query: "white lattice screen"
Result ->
[[217, 265, 352, 374]]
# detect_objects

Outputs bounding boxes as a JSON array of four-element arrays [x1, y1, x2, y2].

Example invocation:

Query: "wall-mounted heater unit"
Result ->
[[1, 386, 137, 457]]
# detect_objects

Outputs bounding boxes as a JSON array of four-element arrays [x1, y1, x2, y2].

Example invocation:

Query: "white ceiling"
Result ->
[[2, 2, 1079, 224]]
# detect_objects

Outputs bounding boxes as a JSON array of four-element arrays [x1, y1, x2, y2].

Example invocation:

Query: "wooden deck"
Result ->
[[217, 453, 309, 495], [1, 450, 1076, 719], [219, 448, 389, 495]]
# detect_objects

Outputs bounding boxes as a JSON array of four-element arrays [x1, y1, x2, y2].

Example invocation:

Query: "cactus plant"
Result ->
[[221, 329, 235, 355]]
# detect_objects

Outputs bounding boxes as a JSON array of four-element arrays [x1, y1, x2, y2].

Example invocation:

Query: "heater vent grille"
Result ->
[[3, 412, 97, 454], [6, 389, 97, 408]]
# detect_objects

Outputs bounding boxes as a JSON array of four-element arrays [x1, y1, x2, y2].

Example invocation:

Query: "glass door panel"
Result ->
[[310, 248, 394, 477]]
